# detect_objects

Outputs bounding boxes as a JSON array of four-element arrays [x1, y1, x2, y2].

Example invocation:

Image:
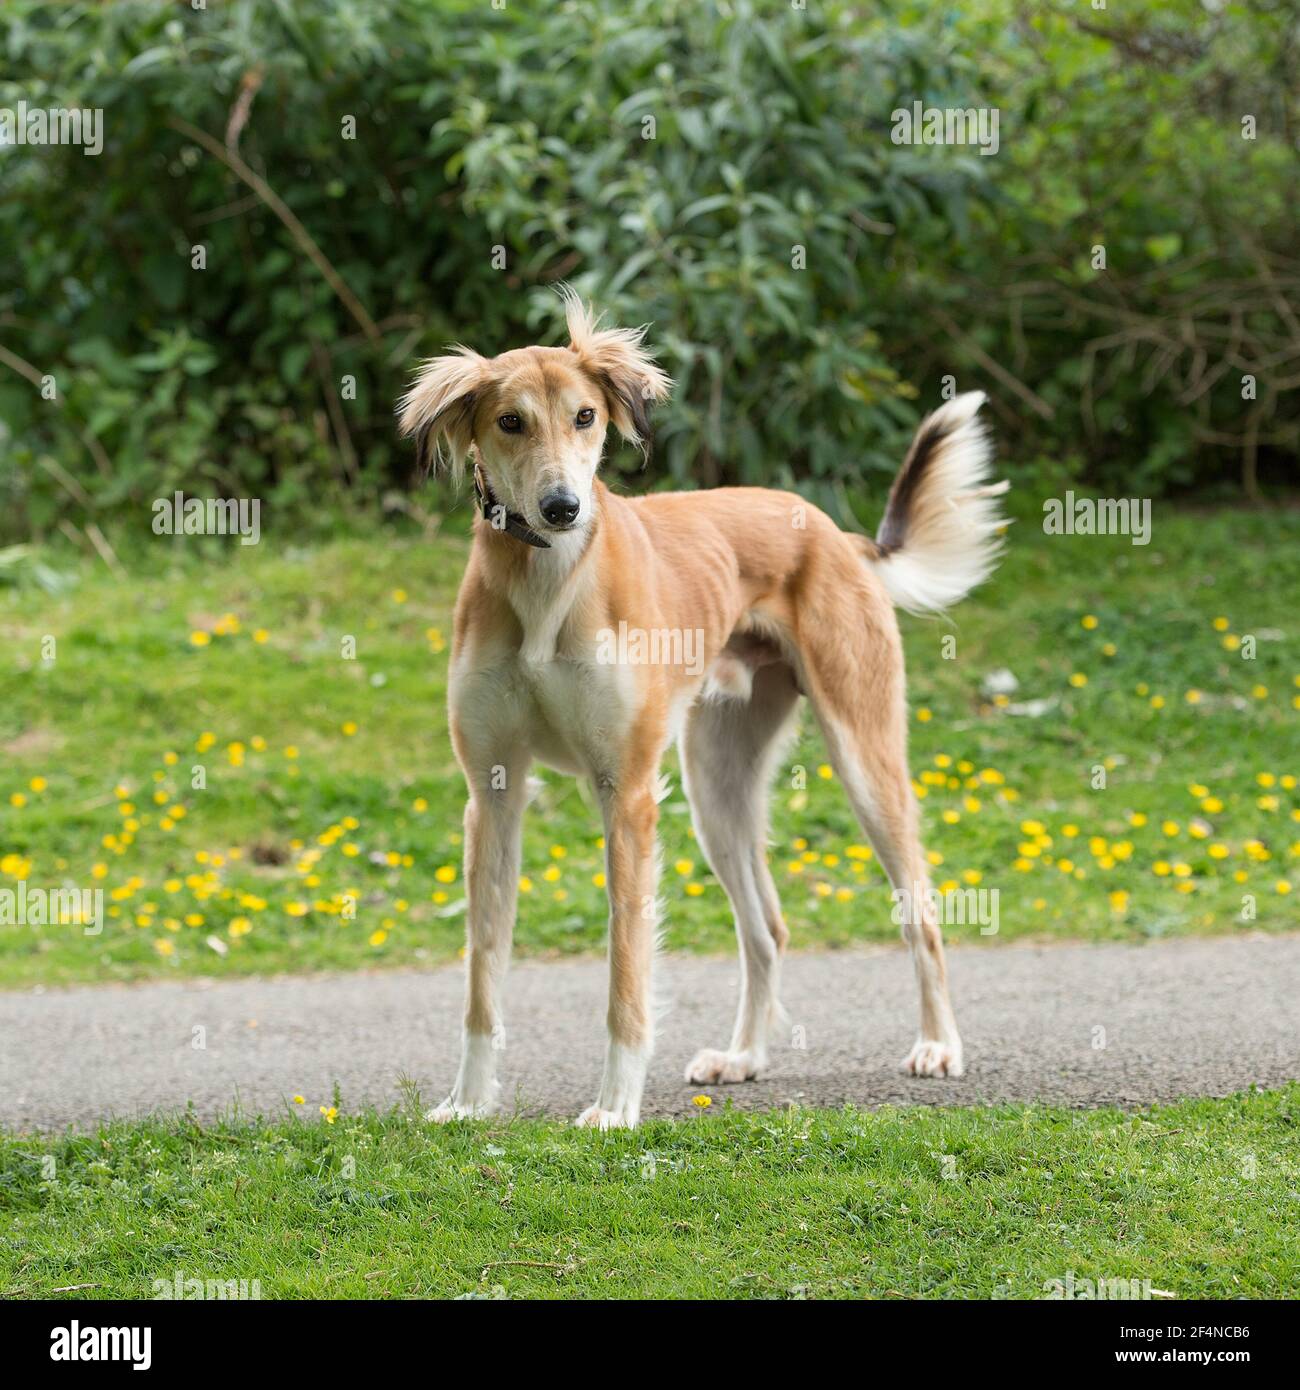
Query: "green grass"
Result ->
[[0, 505, 1297, 987], [1, 1087, 1295, 1299]]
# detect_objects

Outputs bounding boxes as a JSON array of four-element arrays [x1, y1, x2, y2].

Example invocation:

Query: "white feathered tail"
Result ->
[[862, 391, 1008, 614]]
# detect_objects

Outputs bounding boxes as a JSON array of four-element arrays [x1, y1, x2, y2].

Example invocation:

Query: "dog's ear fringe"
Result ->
[[397, 346, 484, 486], [557, 284, 672, 449]]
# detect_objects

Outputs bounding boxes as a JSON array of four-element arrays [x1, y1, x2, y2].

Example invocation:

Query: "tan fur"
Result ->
[[403, 298, 1004, 1127]]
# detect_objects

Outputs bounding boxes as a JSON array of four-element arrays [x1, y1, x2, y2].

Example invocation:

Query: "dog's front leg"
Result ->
[[429, 748, 529, 1121], [576, 781, 660, 1129]]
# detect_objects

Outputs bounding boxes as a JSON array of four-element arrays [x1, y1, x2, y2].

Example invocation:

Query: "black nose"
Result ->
[[539, 489, 580, 527]]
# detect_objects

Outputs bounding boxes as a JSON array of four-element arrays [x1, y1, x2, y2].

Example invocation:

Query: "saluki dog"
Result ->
[[398, 291, 1007, 1128]]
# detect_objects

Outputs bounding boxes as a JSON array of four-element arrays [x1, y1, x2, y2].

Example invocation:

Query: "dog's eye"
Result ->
[[575, 407, 595, 429], [497, 413, 522, 434]]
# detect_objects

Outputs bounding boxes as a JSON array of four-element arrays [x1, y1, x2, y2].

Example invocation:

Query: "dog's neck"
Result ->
[[475, 478, 607, 665]]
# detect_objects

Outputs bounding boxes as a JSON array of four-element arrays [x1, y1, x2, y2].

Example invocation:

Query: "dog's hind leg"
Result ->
[[795, 589, 964, 1078], [680, 660, 800, 1084]]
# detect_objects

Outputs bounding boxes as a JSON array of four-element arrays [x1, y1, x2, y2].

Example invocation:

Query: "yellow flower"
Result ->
[[189, 630, 211, 647], [1081, 614, 1098, 630], [9, 793, 26, 808], [1128, 812, 1147, 827], [1277, 881, 1292, 895], [542, 865, 561, 883], [285, 901, 308, 917], [184, 912, 204, 927], [1172, 862, 1192, 878], [368, 930, 387, 947], [1101, 642, 1117, 657], [28, 776, 47, 793], [817, 763, 834, 780], [593, 872, 607, 889], [1108, 890, 1129, 913], [934, 754, 952, 769], [341, 720, 358, 736], [1212, 616, 1229, 631], [1251, 684, 1268, 700], [293, 1095, 305, 1105], [435, 865, 457, 883], [1069, 672, 1087, 687], [685, 882, 705, 897], [1062, 824, 1078, 838], [284, 745, 299, 759], [1200, 797, 1223, 814], [1150, 695, 1165, 710], [320, 1105, 338, 1123], [518, 876, 533, 893], [391, 588, 408, 604], [941, 809, 960, 824], [1153, 861, 1171, 877], [252, 628, 269, 644], [550, 845, 567, 859], [916, 708, 932, 722], [674, 859, 694, 877], [154, 938, 175, 956], [1208, 844, 1229, 860], [692, 1095, 712, 1108], [229, 917, 252, 937], [1185, 689, 1202, 704], [412, 797, 428, 813]]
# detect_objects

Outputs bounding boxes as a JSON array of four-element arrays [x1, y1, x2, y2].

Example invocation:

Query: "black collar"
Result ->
[[473, 465, 551, 548]]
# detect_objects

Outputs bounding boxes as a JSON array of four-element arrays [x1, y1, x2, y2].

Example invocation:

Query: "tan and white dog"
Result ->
[[398, 292, 1007, 1129]]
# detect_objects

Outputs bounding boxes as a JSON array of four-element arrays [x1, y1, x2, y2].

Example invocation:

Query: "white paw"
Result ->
[[574, 1104, 638, 1130], [427, 1094, 495, 1123], [901, 1038, 964, 1078], [684, 1047, 765, 1084]]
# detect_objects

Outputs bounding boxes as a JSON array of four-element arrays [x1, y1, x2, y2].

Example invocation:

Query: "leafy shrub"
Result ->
[[0, 0, 1294, 543]]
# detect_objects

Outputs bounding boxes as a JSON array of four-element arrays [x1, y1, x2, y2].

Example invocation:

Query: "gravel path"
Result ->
[[3, 934, 1298, 1131]]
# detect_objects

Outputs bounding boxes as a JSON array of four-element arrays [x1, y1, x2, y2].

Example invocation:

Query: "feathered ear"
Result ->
[[560, 287, 672, 449], [396, 347, 488, 482]]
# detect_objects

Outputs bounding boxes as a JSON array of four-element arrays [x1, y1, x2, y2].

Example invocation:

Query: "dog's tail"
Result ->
[[853, 390, 1009, 615]]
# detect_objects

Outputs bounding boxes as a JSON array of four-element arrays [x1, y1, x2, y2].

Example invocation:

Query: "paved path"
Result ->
[[2, 935, 1298, 1131]]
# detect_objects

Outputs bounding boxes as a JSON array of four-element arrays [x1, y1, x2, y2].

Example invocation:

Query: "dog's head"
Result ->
[[397, 290, 672, 537]]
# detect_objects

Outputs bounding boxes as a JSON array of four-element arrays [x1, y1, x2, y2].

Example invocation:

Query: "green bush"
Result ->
[[0, 0, 1295, 542]]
